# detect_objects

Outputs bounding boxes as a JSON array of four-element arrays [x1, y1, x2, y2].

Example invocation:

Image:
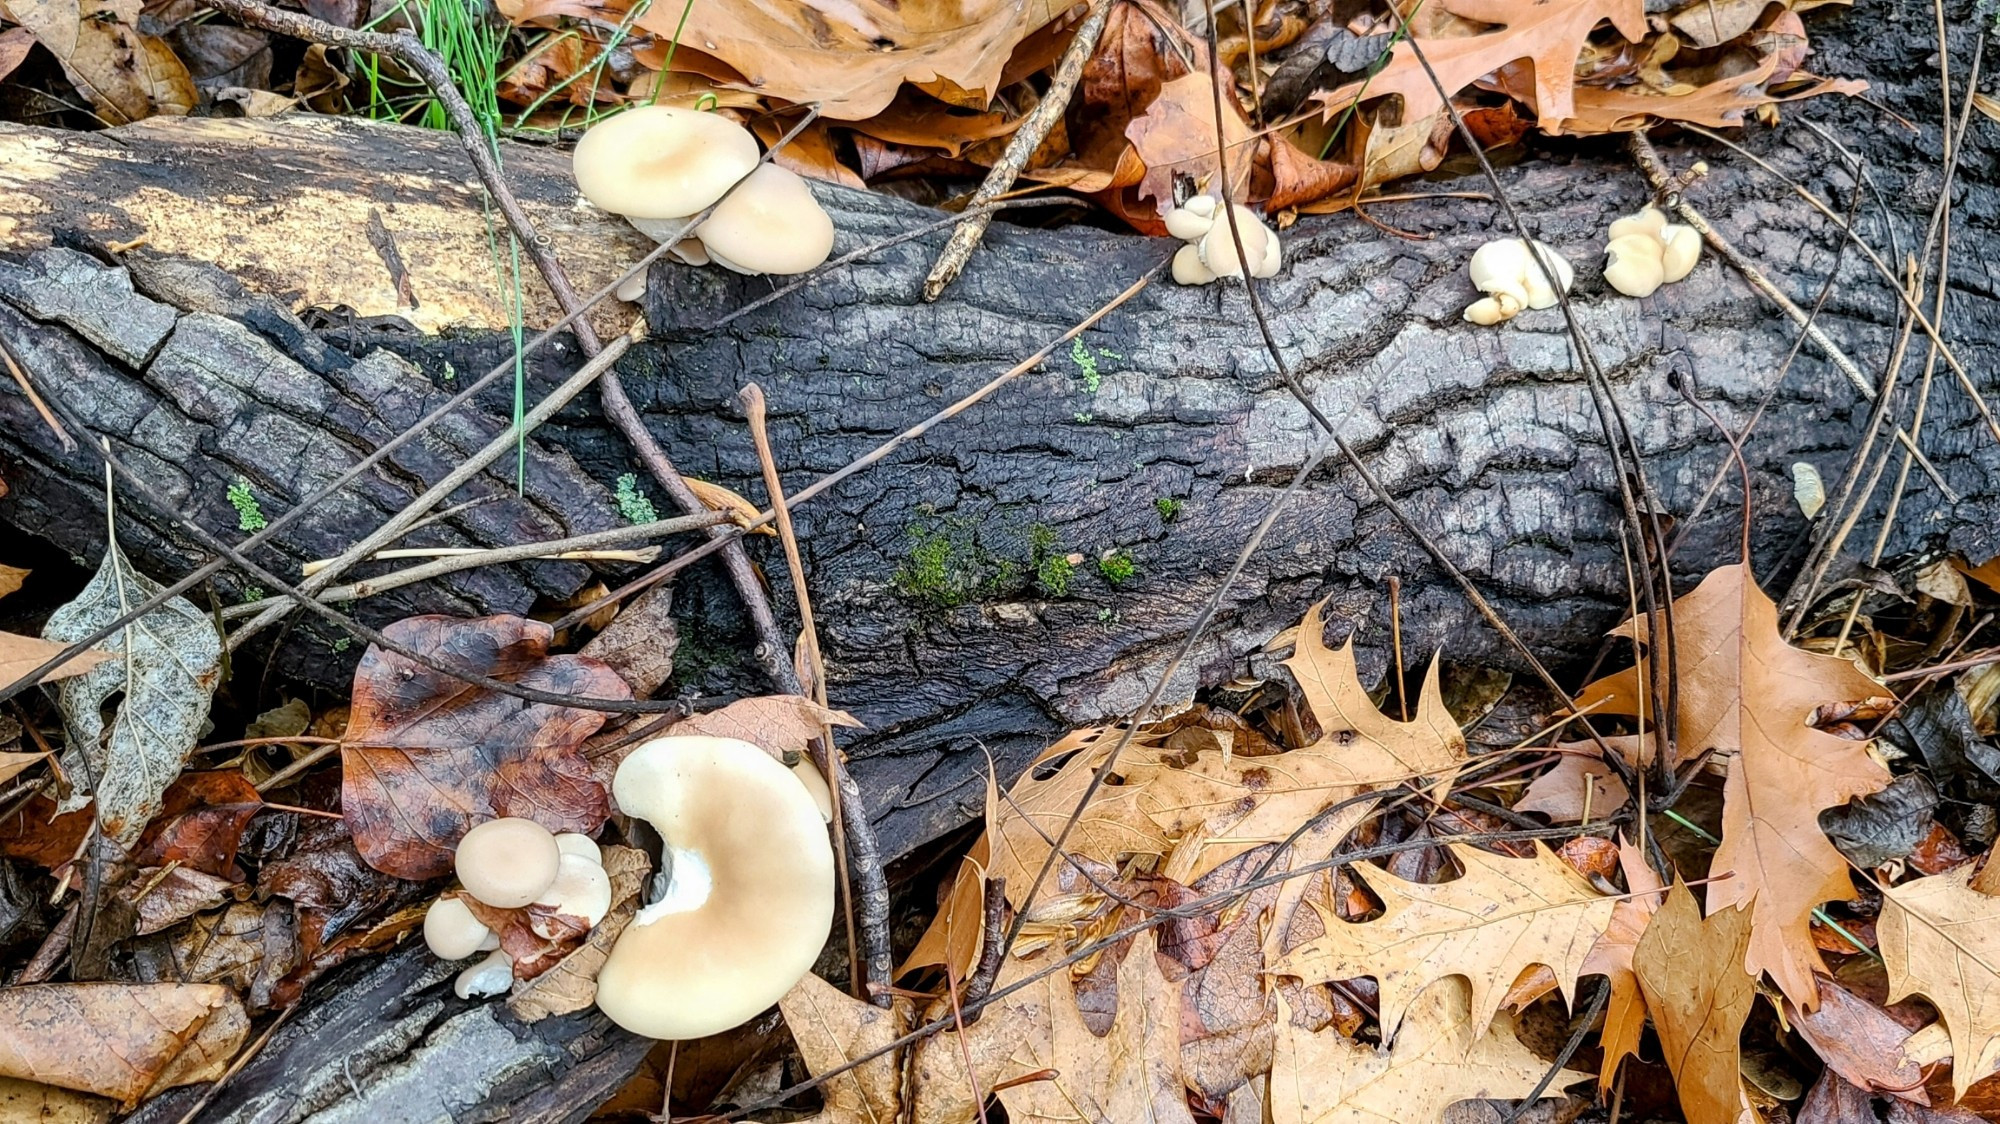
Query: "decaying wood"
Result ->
[[3, 7, 1997, 1116]]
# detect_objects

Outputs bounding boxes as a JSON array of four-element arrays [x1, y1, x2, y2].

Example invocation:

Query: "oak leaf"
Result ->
[[1315, 0, 1649, 135], [1271, 842, 1616, 1039], [0, 0, 195, 122], [1580, 838, 1663, 1090], [1127, 69, 1257, 214], [909, 930, 1193, 1124], [1633, 882, 1757, 1124], [774, 972, 912, 1123], [0, 983, 246, 1107], [616, 0, 1070, 119], [341, 614, 628, 880], [1881, 864, 2000, 1100], [1268, 977, 1570, 1124], [1284, 600, 1466, 787], [1576, 563, 1888, 1006]]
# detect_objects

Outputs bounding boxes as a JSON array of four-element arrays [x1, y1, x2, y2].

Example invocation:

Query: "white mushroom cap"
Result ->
[[1518, 239, 1573, 309], [1468, 237, 1571, 313], [1467, 238, 1532, 308], [1198, 206, 1274, 279], [423, 896, 492, 960], [696, 164, 835, 276], [1172, 243, 1217, 285], [792, 757, 834, 823], [572, 106, 760, 220], [1164, 196, 1218, 241], [623, 218, 714, 268], [555, 833, 602, 864], [1604, 233, 1667, 298], [615, 271, 648, 304], [1659, 224, 1701, 283], [455, 817, 562, 909], [532, 852, 613, 937], [1462, 292, 1523, 325], [1608, 204, 1667, 243], [595, 735, 836, 1040], [1253, 226, 1283, 279], [454, 949, 514, 1000]]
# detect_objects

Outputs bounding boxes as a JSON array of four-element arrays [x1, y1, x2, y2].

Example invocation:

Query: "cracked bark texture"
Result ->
[[2, 5, 1999, 1120]]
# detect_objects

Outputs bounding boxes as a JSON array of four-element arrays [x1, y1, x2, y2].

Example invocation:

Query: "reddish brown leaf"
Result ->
[[1791, 975, 1930, 1101], [1126, 68, 1258, 215], [0, 794, 92, 869], [340, 615, 627, 880], [133, 770, 262, 877], [1267, 132, 1359, 213], [261, 817, 417, 961]]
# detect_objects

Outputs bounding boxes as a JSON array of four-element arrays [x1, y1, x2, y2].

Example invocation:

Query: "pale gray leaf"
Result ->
[[43, 542, 222, 847]]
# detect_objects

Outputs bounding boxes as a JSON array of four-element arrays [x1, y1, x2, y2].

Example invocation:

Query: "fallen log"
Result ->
[[3, 4, 1997, 1115]]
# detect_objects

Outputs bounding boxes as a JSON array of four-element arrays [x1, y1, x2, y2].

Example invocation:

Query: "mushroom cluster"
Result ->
[[1601, 204, 1702, 298], [1462, 237, 1575, 325], [422, 817, 612, 999], [572, 106, 836, 294], [594, 734, 836, 1041], [1163, 196, 1284, 285]]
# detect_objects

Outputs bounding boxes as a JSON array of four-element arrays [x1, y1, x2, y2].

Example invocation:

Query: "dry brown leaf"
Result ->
[[0, 563, 26, 601], [1790, 975, 1930, 1101], [0, 0, 195, 122], [1581, 838, 1662, 1091], [1284, 600, 1467, 786], [1272, 842, 1616, 1039], [1561, 12, 1866, 135], [1514, 740, 1638, 823], [1127, 68, 1258, 214], [508, 845, 651, 1019], [0, 750, 47, 785], [1881, 864, 2000, 1100], [1633, 882, 1757, 1124], [776, 972, 911, 1123], [0, 631, 114, 688], [900, 769, 998, 980], [1576, 563, 1888, 1006], [617, 0, 1070, 119], [1316, 0, 1648, 134], [118, 865, 235, 935], [1269, 977, 1568, 1124], [0, 1076, 115, 1122], [654, 694, 863, 763], [0, 983, 246, 1107], [910, 929, 1193, 1124]]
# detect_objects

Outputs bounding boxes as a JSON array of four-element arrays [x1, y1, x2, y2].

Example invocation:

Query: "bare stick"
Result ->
[[921, 0, 1113, 302], [743, 383, 892, 1007], [220, 510, 729, 618]]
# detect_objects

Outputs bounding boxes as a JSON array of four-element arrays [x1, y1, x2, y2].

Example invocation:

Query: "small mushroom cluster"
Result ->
[[1462, 237, 1575, 325], [572, 106, 836, 298], [1164, 196, 1284, 285], [422, 818, 612, 999], [593, 734, 836, 1040], [1601, 204, 1702, 298]]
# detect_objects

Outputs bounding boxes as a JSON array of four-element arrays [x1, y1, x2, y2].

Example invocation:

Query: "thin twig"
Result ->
[[742, 384, 891, 1008], [220, 510, 727, 619], [921, 0, 1113, 301]]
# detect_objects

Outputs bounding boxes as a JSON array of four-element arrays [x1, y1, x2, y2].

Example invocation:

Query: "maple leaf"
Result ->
[[1880, 864, 2000, 1101], [1315, 0, 1649, 135], [1271, 842, 1616, 1039], [909, 929, 1193, 1124], [1268, 977, 1570, 1124], [1633, 882, 1757, 1124], [1576, 563, 1888, 1006], [775, 972, 912, 1123]]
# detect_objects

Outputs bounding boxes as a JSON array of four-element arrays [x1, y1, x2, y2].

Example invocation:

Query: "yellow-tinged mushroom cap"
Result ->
[[594, 735, 836, 1040], [698, 165, 836, 276], [573, 106, 760, 220], [455, 817, 561, 909]]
